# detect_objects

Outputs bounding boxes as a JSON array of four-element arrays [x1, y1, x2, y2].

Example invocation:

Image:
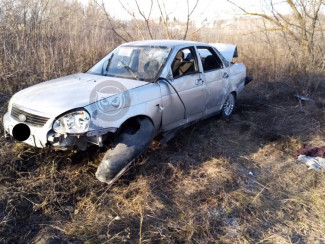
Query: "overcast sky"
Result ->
[[81, 0, 287, 22]]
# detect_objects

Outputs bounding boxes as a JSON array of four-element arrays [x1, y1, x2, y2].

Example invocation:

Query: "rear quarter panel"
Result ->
[[228, 63, 247, 95]]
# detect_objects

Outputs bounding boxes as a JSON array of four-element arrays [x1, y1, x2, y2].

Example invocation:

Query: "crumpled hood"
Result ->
[[11, 73, 148, 117]]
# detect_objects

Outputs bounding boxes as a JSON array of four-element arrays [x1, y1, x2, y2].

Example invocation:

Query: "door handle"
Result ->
[[223, 73, 229, 78], [195, 78, 204, 85]]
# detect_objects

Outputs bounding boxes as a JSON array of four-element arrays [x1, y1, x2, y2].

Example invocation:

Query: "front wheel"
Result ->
[[95, 117, 154, 184], [221, 93, 236, 117]]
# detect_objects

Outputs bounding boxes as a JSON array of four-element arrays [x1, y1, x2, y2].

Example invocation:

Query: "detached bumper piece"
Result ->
[[245, 76, 253, 86]]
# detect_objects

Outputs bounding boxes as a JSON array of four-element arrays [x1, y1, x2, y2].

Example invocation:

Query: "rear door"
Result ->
[[197, 46, 229, 114], [160, 46, 206, 132]]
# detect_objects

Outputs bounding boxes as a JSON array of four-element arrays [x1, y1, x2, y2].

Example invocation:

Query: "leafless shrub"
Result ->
[[0, 0, 122, 94], [225, 0, 325, 95]]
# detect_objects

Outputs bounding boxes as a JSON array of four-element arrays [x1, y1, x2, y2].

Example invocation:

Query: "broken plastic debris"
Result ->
[[294, 94, 314, 102], [248, 171, 254, 176], [297, 155, 325, 171]]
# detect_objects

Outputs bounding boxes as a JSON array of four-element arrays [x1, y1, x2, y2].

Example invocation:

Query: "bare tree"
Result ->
[[156, 0, 172, 39], [134, 0, 154, 39], [227, 0, 324, 56], [183, 0, 200, 40], [118, 0, 200, 40], [119, 0, 145, 39], [94, 0, 132, 42]]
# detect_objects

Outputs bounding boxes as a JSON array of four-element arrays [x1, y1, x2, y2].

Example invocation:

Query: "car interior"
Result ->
[[172, 49, 197, 78], [198, 47, 223, 72]]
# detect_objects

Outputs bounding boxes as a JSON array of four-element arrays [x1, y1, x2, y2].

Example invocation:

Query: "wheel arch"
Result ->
[[230, 90, 237, 100], [118, 115, 156, 134]]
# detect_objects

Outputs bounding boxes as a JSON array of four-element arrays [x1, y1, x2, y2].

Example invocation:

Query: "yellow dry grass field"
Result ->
[[0, 0, 325, 243], [1, 78, 325, 243]]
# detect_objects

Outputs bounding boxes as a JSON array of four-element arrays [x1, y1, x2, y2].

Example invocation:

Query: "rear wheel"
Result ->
[[222, 93, 236, 117]]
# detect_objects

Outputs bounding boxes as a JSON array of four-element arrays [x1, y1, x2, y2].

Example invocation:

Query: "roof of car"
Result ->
[[121, 40, 208, 47]]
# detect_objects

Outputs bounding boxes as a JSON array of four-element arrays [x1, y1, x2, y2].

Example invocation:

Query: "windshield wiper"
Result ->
[[102, 53, 114, 76], [119, 59, 139, 80]]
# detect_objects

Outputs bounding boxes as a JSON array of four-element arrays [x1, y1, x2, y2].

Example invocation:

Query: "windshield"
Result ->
[[87, 45, 171, 82]]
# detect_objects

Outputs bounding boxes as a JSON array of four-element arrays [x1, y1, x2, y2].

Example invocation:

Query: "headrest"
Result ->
[[144, 60, 159, 72], [205, 55, 216, 65], [175, 51, 184, 60]]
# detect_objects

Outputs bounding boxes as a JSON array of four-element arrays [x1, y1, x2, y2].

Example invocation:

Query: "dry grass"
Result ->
[[1, 78, 325, 243], [0, 1, 325, 243]]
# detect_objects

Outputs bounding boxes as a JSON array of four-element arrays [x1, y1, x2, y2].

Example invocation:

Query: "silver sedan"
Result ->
[[3, 40, 252, 184]]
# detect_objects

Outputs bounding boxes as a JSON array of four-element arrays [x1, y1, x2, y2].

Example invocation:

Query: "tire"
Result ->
[[95, 117, 154, 184], [221, 93, 236, 117]]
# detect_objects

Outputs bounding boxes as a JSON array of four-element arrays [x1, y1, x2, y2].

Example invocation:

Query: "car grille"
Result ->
[[11, 106, 49, 127]]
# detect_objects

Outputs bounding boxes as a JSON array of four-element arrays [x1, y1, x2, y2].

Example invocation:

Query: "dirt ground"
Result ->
[[0, 80, 325, 243]]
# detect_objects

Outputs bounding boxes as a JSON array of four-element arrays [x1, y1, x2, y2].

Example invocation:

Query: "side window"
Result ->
[[171, 47, 198, 78], [197, 47, 223, 72]]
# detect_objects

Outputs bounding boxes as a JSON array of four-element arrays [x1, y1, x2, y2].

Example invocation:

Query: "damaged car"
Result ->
[[3, 40, 252, 184]]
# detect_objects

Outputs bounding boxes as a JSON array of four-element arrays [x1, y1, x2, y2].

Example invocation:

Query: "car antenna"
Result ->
[[158, 77, 187, 119]]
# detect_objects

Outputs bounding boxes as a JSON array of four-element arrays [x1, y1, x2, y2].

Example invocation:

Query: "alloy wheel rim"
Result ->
[[224, 96, 234, 116]]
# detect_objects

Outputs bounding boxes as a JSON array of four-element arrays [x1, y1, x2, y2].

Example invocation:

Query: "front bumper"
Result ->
[[3, 112, 116, 150], [3, 112, 50, 148]]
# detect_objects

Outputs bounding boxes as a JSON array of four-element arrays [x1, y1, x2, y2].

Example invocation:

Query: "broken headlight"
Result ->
[[53, 110, 90, 134]]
